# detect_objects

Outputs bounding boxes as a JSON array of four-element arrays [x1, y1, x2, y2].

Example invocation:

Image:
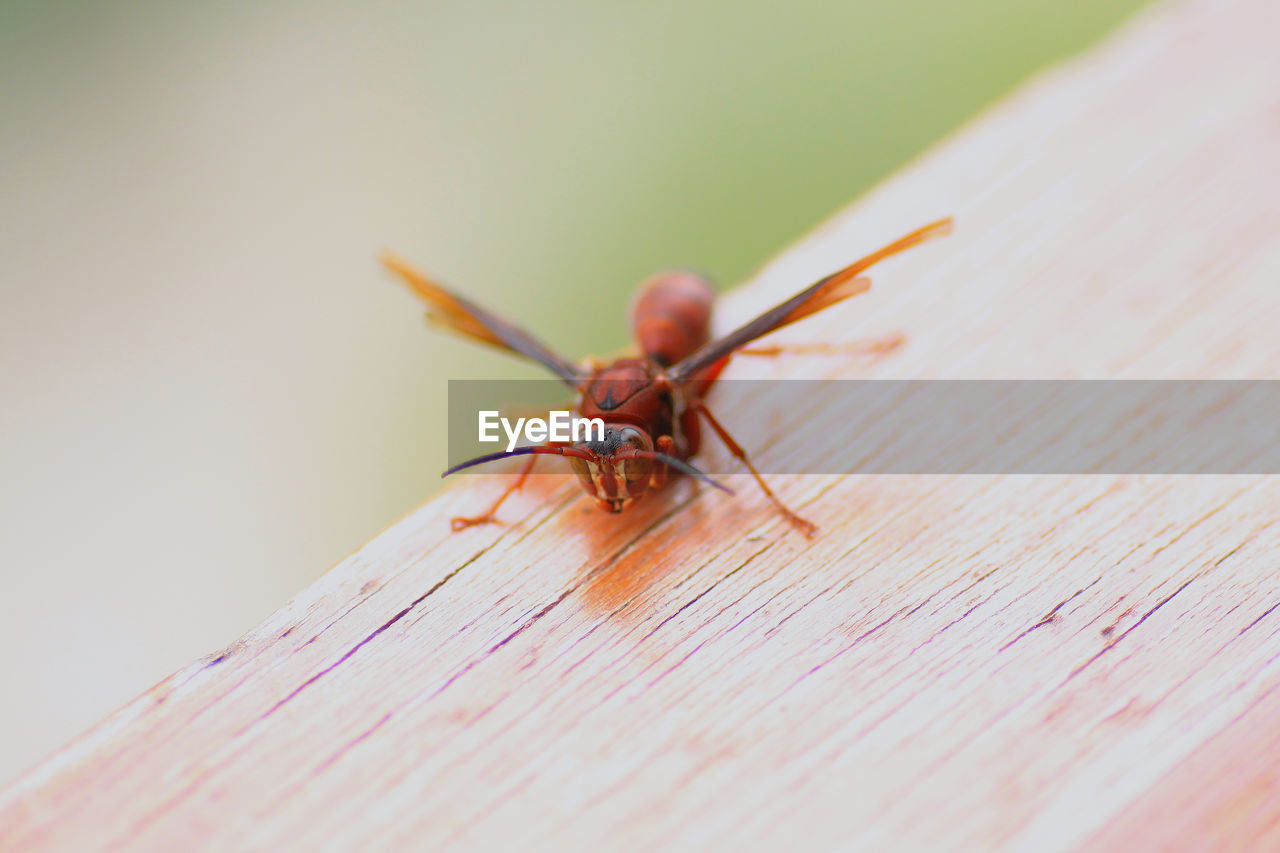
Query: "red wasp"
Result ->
[[383, 217, 952, 535]]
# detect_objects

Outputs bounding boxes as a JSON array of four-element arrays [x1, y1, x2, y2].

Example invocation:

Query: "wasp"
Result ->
[[383, 217, 951, 535]]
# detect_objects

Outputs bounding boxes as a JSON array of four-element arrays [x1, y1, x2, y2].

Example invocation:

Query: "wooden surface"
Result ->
[[4, 0, 1279, 848]]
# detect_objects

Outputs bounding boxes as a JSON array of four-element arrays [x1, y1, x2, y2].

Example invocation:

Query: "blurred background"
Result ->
[[0, 0, 1150, 784]]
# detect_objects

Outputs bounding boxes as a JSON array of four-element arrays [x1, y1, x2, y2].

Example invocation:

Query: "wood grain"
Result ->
[[3, 0, 1278, 848]]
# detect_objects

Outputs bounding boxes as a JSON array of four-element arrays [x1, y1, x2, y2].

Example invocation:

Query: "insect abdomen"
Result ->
[[630, 271, 714, 367]]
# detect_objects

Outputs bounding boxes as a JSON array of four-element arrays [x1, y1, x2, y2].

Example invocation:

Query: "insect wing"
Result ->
[[382, 251, 585, 386], [664, 218, 953, 384]]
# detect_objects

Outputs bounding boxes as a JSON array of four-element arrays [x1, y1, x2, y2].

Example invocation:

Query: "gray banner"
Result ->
[[447, 380, 1280, 474]]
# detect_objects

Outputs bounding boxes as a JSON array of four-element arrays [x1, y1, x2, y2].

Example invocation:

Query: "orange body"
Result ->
[[384, 216, 953, 533], [569, 271, 728, 510], [631, 271, 714, 367]]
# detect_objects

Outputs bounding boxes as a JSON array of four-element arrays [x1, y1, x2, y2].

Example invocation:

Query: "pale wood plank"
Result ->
[[2, 0, 1278, 849]]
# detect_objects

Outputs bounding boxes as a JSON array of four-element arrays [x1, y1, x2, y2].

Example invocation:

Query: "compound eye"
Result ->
[[619, 455, 651, 494], [616, 427, 651, 452], [568, 457, 597, 495]]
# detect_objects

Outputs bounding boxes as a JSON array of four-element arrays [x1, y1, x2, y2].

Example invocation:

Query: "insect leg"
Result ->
[[737, 331, 905, 358], [450, 454, 539, 531], [650, 435, 677, 489], [688, 400, 817, 537]]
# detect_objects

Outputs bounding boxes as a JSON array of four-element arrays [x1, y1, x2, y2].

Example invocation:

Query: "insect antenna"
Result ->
[[626, 450, 735, 495], [442, 445, 596, 478]]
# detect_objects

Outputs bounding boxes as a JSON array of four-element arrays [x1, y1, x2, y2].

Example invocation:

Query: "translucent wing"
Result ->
[[382, 251, 585, 387], [665, 218, 953, 384]]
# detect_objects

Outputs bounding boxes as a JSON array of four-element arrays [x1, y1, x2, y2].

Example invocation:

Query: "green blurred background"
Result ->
[[0, 0, 1150, 783]]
